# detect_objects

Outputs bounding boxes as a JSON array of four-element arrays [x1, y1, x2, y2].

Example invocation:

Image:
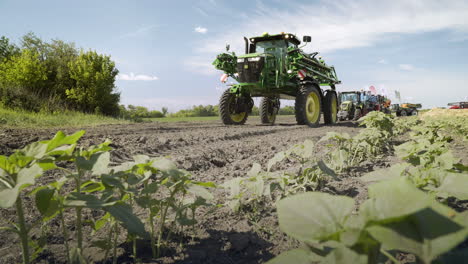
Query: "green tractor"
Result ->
[[337, 91, 362, 121], [213, 32, 341, 127]]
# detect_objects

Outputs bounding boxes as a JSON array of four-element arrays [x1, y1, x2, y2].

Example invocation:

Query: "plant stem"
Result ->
[[75, 170, 83, 251], [59, 209, 70, 262], [132, 235, 137, 264], [16, 198, 30, 264], [157, 204, 170, 257], [380, 248, 401, 264], [113, 224, 119, 264], [104, 221, 113, 261]]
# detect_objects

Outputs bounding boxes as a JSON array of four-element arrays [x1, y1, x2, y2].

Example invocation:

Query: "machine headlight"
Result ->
[[237, 58, 244, 63], [247, 57, 261, 62]]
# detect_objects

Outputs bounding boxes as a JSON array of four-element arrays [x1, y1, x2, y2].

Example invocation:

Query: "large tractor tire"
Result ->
[[324, 91, 338, 124], [353, 108, 362, 121], [410, 109, 418, 116], [295, 85, 322, 127], [219, 89, 249, 125], [400, 110, 408, 116], [260, 97, 280, 125]]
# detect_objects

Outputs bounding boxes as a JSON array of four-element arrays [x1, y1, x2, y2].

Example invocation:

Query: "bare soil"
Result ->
[[0, 116, 464, 264]]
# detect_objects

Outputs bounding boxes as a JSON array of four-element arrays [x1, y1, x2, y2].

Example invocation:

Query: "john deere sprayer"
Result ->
[[213, 32, 341, 127]]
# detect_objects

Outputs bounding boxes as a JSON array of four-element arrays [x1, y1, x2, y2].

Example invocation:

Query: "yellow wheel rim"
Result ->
[[230, 112, 246, 122], [229, 95, 247, 123], [306, 92, 320, 123], [331, 95, 337, 123]]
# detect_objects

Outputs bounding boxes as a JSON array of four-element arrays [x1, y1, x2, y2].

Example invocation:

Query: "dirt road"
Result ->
[[0, 116, 366, 264]]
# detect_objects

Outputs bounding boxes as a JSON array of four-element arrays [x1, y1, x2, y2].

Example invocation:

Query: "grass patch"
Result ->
[[0, 107, 129, 128], [145, 116, 221, 122]]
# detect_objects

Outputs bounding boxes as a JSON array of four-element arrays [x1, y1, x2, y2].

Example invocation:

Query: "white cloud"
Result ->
[[378, 59, 388, 64], [187, 0, 468, 74], [195, 26, 208, 34], [117, 73, 159, 81], [399, 64, 414, 71]]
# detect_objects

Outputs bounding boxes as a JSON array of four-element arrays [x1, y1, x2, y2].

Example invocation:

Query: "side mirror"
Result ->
[[226, 44, 230, 52], [303, 36, 312, 43]]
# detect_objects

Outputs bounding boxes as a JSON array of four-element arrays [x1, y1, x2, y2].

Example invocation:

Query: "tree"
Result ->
[[67, 50, 120, 115], [161, 107, 168, 116], [0, 36, 19, 61], [0, 49, 47, 110]]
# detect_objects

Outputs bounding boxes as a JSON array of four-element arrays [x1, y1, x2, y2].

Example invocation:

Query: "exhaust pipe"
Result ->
[[244, 37, 249, 54]]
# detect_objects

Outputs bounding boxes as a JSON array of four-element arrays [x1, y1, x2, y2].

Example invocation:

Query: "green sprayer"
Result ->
[[213, 32, 341, 127]]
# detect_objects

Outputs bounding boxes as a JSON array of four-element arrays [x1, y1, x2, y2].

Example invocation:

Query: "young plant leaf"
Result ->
[[277, 192, 354, 243], [105, 202, 149, 239]]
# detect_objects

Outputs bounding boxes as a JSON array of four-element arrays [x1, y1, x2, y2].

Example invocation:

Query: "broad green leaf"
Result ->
[[0, 186, 21, 208], [436, 173, 468, 200], [221, 177, 244, 198], [0, 164, 43, 208], [367, 207, 468, 264], [266, 248, 320, 264], [322, 245, 367, 264], [35, 187, 55, 215], [277, 192, 354, 243], [36, 159, 57, 171], [76, 152, 110, 175], [245, 175, 264, 198], [80, 181, 105, 193], [360, 178, 432, 222], [46, 130, 85, 152], [93, 213, 110, 231], [64, 193, 117, 208], [21, 141, 48, 159], [141, 181, 159, 195], [267, 151, 286, 171], [192, 181, 216, 188], [288, 139, 315, 160], [133, 155, 150, 164], [360, 163, 409, 182], [105, 202, 149, 238], [318, 160, 338, 179], [101, 174, 126, 190], [247, 163, 262, 177], [186, 184, 214, 200]]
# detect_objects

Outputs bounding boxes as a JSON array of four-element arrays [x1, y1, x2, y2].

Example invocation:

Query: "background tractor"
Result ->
[[338, 91, 391, 121], [213, 32, 341, 127], [391, 103, 422, 116], [337, 91, 361, 121]]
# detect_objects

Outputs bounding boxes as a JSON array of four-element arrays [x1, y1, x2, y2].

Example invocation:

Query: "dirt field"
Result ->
[[0, 116, 463, 264]]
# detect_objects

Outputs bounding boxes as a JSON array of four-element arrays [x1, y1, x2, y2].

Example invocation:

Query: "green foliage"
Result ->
[[0, 33, 120, 115], [269, 178, 468, 264], [67, 50, 120, 115], [222, 140, 333, 214], [361, 116, 468, 201], [0, 106, 127, 128], [119, 105, 165, 121], [0, 131, 215, 263], [278, 105, 295, 115], [169, 105, 219, 118], [0, 36, 20, 61]]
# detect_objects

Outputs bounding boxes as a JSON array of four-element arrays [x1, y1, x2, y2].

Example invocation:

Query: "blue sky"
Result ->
[[1, 0, 467, 111]]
